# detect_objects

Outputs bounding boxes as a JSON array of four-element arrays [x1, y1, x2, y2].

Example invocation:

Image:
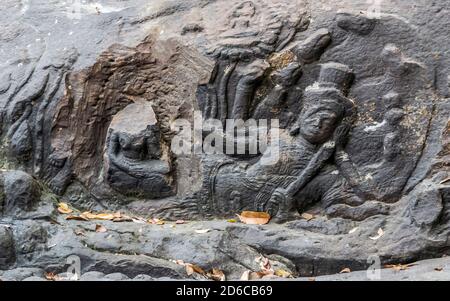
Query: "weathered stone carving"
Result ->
[[1, 0, 449, 280], [204, 62, 389, 222], [104, 102, 173, 198]]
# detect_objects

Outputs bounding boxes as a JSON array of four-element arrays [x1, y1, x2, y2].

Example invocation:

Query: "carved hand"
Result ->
[[333, 122, 351, 149]]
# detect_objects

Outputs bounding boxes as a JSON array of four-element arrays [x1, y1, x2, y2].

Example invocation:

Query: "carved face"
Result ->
[[118, 133, 145, 151], [299, 107, 339, 144]]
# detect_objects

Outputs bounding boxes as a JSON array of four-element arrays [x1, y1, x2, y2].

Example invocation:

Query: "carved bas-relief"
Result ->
[[104, 102, 174, 199], [192, 3, 440, 225], [1, 0, 450, 279], [208, 62, 353, 214]]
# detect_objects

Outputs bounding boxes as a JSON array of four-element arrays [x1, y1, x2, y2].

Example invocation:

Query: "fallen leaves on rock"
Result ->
[[185, 263, 206, 276], [148, 218, 165, 225], [207, 268, 226, 281], [95, 224, 107, 233], [339, 267, 351, 274], [173, 260, 225, 281], [241, 255, 291, 280], [301, 213, 314, 221], [369, 228, 384, 240], [240, 270, 278, 280], [237, 211, 270, 225], [44, 272, 60, 281], [57, 202, 73, 214], [66, 215, 89, 221], [195, 229, 211, 234], [227, 219, 237, 223], [65, 211, 134, 223], [384, 263, 417, 271], [112, 212, 133, 222], [83, 212, 116, 220], [255, 255, 272, 272]]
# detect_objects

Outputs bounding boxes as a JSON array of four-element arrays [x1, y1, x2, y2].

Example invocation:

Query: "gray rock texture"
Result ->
[[0, 0, 449, 280]]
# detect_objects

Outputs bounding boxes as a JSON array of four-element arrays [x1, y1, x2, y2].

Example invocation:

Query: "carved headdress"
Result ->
[[302, 62, 355, 119]]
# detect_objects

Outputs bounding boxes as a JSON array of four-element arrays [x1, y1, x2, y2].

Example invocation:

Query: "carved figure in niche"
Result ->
[[104, 102, 173, 198], [208, 63, 359, 219]]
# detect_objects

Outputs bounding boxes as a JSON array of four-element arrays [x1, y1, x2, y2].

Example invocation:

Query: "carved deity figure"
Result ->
[[104, 102, 173, 198], [207, 63, 357, 219]]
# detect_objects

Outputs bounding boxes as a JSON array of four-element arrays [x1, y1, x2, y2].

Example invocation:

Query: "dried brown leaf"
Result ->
[[384, 263, 416, 271], [339, 267, 351, 274], [44, 272, 60, 281], [301, 213, 314, 221], [207, 268, 226, 281], [237, 211, 270, 225], [185, 263, 206, 276], [66, 215, 89, 221], [57, 202, 73, 214]]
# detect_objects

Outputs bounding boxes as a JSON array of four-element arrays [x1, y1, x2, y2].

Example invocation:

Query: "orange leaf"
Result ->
[[237, 211, 270, 225]]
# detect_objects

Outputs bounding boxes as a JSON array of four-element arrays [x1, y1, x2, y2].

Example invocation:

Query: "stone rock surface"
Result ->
[[1, 170, 41, 217], [0, 0, 449, 280]]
